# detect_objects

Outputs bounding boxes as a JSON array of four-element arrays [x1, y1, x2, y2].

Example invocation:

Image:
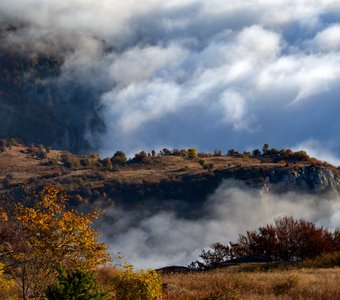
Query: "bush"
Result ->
[[231, 216, 335, 262], [80, 157, 90, 166], [292, 150, 310, 161], [111, 151, 127, 164], [227, 149, 240, 157], [113, 264, 163, 300], [198, 159, 206, 168], [46, 267, 108, 300], [133, 151, 148, 163], [303, 251, 340, 268], [101, 158, 113, 170], [191, 217, 339, 269], [252, 149, 261, 157], [188, 148, 198, 159], [189, 243, 232, 270]]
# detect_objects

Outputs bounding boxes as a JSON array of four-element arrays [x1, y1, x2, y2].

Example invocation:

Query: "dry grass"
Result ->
[[161, 267, 340, 299]]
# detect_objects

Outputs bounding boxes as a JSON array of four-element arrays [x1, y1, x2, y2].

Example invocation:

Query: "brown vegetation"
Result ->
[[162, 267, 340, 299]]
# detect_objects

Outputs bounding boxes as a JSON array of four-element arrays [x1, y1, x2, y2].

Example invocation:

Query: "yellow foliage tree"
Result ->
[[1, 186, 110, 299]]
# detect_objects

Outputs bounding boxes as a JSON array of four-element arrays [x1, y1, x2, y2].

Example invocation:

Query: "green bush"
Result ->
[[46, 267, 108, 300], [113, 264, 163, 300]]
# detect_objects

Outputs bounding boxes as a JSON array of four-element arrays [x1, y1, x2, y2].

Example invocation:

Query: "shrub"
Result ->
[[187, 148, 198, 159], [111, 151, 127, 164], [113, 264, 163, 300], [101, 158, 113, 170], [303, 251, 340, 268], [90, 153, 100, 160], [292, 150, 310, 161], [46, 267, 108, 300], [230, 216, 335, 262], [252, 149, 261, 157], [133, 151, 148, 163], [262, 144, 270, 154], [227, 149, 240, 157], [214, 149, 222, 156], [189, 243, 232, 270], [37, 148, 47, 159], [191, 217, 339, 269], [80, 157, 90, 167], [198, 159, 206, 168]]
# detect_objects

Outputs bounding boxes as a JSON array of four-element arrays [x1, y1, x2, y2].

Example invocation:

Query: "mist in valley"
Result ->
[[98, 180, 340, 269]]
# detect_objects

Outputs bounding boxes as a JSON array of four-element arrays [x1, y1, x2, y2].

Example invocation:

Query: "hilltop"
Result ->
[[1, 140, 339, 214]]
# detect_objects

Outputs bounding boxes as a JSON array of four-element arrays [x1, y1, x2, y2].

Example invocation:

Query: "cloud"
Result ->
[[312, 24, 340, 51], [100, 180, 340, 269], [1, 0, 340, 157]]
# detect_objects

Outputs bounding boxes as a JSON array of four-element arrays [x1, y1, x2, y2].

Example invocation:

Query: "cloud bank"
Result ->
[[1, 1, 340, 159], [100, 181, 340, 269]]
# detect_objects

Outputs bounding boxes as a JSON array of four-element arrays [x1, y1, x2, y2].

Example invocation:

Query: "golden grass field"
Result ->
[[161, 267, 340, 300]]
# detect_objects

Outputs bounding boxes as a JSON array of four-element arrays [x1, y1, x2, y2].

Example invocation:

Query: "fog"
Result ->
[[99, 181, 340, 269]]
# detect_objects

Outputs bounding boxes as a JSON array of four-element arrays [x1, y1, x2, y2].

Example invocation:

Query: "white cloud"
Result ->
[[312, 24, 340, 51], [1, 0, 340, 158]]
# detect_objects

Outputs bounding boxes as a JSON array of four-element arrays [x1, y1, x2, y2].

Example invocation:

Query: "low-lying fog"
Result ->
[[98, 180, 340, 269]]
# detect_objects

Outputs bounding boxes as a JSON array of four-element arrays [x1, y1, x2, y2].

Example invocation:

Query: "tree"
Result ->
[[111, 151, 127, 164], [189, 243, 232, 270], [133, 151, 148, 163], [162, 148, 171, 156], [191, 217, 339, 269], [187, 148, 198, 159], [0, 186, 110, 298], [262, 144, 269, 154], [227, 149, 240, 157], [231, 217, 335, 262], [46, 267, 108, 300], [252, 149, 261, 157]]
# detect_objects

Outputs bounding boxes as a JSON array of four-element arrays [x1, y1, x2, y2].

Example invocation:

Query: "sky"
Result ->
[[1, 1, 340, 268], [1, 0, 340, 161]]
